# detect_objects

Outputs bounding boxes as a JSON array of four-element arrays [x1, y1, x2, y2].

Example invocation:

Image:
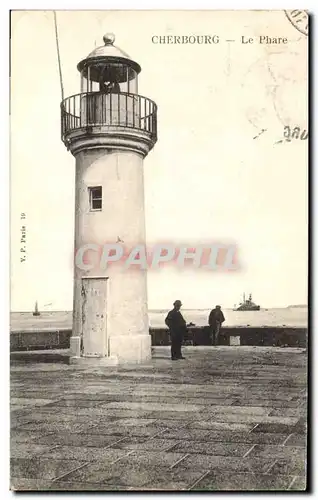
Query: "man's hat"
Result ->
[[216, 305, 221, 308], [173, 300, 182, 306]]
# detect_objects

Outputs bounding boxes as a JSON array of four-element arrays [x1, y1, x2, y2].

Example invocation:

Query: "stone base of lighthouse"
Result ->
[[109, 334, 152, 364], [69, 336, 151, 365], [69, 326, 152, 366], [70, 268, 152, 365]]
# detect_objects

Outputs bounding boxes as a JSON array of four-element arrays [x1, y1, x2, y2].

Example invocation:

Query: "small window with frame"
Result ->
[[89, 186, 102, 211]]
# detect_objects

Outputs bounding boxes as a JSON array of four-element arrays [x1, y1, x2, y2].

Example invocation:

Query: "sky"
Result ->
[[10, 10, 308, 311]]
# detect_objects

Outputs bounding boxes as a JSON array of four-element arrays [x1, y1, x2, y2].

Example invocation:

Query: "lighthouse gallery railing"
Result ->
[[61, 92, 157, 142]]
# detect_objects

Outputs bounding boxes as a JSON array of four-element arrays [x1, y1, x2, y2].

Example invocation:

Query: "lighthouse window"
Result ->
[[89, 187, 102, 211]]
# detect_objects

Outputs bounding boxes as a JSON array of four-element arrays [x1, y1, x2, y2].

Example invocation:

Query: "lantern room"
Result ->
[[77, 33, 140, 95], [60, 33, 157, 153]]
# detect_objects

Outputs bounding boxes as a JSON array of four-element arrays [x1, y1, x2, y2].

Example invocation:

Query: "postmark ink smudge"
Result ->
[[285, 10, 308, 36]]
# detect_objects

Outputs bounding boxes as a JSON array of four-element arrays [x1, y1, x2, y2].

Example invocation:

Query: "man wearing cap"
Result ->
[[208, 305, 225, 346], [165, 300, 187, 360]]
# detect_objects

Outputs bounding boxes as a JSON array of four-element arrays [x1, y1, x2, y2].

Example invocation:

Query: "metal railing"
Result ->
[[61, 91, 157, 143]]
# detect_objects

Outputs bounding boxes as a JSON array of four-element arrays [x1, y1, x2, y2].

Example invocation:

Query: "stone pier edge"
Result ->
[[10, 326, 307, 352]]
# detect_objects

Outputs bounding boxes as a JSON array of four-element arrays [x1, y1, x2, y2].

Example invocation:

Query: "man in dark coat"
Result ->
[[208, 305, 225, 346], [165, 300, 187, 360]]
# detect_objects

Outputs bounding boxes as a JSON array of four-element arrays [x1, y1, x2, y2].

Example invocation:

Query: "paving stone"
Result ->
[[112, 395, 226, 406], [57, 463, 177, 488], [10, 408, 31, 418], [191, 471, 293, 491], [169, 441, 251, 457], [293, 417, 307, 435], [116, 450, 186, 467], [65, 386, 120, 394], [11, 398, 55, 407], [289, 475, 307, 491], [211, 414, 299, 425], [50, 482, 128, 491], [240, 432, 288, 445], [172, 430, 286, 445], [10, 430, 55, 445], [10, 478, 54, 491], [252, 395, 294, 402], [53, 409, 123, 422], [104, 402, 201, 412], [267, 457, 307, 476], [159, 397, 233, 406], [148, 419, 189, 429], [284, 433, 307, 447], [140, 467, 209, 490], [10, 458, 87, 480], [44, 399, 109, 408], [252, 423, 295, 434], [12, 412, 102, 427], [14, 393, 70, 401], [146, 411, 205, 420], [64, 408, 155, 419], [13, 421, 97, 433], [161, 428, 254, 441], [249, 445, 306, 460], [32, 432, 125, 448], [10, 443, 56, 459], [10, 404, 29, 411], [209, 405, 270, 415], [111, 418, 158, 427], [11, 406, 60, 418], [234, 400, 304, 408], [269, 408, 305, 417], [176, 454, 275, 473], [53, 393, 129, 401], [202, 399, 237, 405], [187, 421, 254, 432], [41, 446, 129, 461], [11, 416, 34, 429], [86, 424, 162, 437], [114, 437, 180, 451]]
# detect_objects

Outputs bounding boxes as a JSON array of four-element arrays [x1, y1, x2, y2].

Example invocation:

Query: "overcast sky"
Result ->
[[11, 10, 308, 311]]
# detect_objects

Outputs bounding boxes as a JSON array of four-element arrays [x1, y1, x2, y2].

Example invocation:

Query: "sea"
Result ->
[[10, 306, 307, 332], [149, 307, 308, 328]]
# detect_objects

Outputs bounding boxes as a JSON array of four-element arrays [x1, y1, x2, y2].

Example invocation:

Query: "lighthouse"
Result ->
[[61, 34, 157, 363]]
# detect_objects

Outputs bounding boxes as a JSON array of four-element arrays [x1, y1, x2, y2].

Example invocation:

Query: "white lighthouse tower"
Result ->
[[61, 34, 157, 363]]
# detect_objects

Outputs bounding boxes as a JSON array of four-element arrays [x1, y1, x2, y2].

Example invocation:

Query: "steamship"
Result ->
[[234, 293, 261, 311]]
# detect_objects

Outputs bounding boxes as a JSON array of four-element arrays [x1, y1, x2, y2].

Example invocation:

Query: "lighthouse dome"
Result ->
[[87, 33, 131, 59]]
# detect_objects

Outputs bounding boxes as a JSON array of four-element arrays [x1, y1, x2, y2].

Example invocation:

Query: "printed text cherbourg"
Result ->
[[152, 35, 220, 44]]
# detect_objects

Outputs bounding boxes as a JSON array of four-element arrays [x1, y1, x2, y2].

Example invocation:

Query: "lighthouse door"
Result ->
[[81, 277, 109, 357]]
